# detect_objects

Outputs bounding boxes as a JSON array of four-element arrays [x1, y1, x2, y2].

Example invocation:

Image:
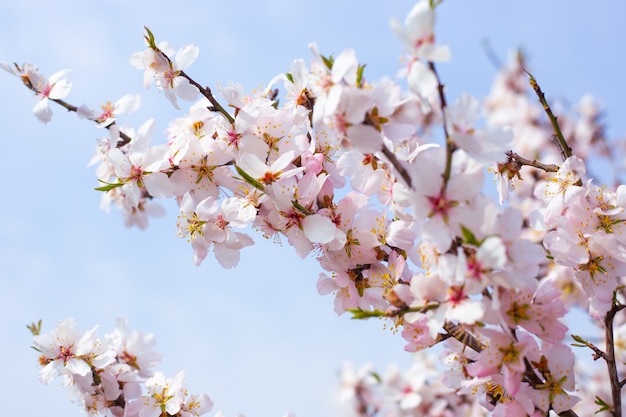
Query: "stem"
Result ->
[[380, 146, 412, 188], [505, 151, 559, 173], [151, 44, 235, 125], [18, 73, 134, 148], [178, 70, 235, 124], [428, 62, 455, 187], [525, 71, 572, 161], [604, 302, 625, 416], [49, 98, 133, 147]]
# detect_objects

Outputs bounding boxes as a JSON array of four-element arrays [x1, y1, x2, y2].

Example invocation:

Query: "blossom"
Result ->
[[4, 64, 74, 123], [130, 40, 199, 109], [527, 344, 580, 413], [107, 119, 174, 207], [127, 371, 186, 417], [533, 155, 586, 226], [32, 318, 114, 384], [78, 94, 141, 126]]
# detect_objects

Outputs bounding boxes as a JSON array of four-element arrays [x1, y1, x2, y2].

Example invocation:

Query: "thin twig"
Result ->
[[505, 151, 560, 173], [18, 72, 133, 147], [428, 62, 456, 188], [179, 70, 235, 124], [525, 70, 572, 161]]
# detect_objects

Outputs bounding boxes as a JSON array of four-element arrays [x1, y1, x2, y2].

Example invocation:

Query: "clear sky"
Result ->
[[1, 1, 626, 416]]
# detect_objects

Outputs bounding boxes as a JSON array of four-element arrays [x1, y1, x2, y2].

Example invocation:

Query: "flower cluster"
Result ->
[[31, 318, 213, 417], [9, 0, 626, 416]]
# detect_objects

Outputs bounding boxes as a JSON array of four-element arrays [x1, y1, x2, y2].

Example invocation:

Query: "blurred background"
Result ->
[[1, 1, 625, 416]]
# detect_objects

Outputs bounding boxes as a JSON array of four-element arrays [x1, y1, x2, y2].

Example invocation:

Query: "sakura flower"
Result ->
[[106, 317, 162, 378], [176, 193, 254, 267], [32, 318, 114, 384], [466, 329, 540, 396], [527, 344, 580, 414], [389, 0, 450, 62], [127, 371, 186, 417], [130, 39, 199, 109], [78, 94, 141, 127], [236, 150, 304, 189], [498, 280, 568, 343], [446, 93, 513, 166], [107, 119, 174, 207], [533, 155, 586, 226], [180, 393, 214, 417], [13, 66, 72, 123]]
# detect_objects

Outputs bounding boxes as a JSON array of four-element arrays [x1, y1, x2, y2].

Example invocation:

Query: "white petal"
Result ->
[[175, 44, 199, 70], [114, 94, 142, 114], [48, 78, 72, 99], [302, 214, 336, 244]]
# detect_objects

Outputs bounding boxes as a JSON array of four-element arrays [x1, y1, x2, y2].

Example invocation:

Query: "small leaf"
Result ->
[[347, 308, 384, 319], [369, 371, 382, 383], [95, 180, 124, 192], [460, 225, 480, 246], [594, 395, 611, 413], [292, 200, 312, 215], [321, 54, 334, 70], [234, 165, 265, 191], [144, 26, 157, 49], [356, 64, 366, 87], [285, 72, 294, 83], [26, 320, 42, 336]]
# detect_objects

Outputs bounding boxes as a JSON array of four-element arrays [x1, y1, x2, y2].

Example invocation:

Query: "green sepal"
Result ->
[[234, 165, 265, 191], [285, 72, 294, 83]]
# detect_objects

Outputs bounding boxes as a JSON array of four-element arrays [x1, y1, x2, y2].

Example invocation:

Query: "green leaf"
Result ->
[[356, 64, 366, 87], [143, 26, 157, 50], [285, 72, 294, 83], [321, 54, 334, 70], [234, 165, 265, 191], [26, 320, 42, 336], [594, 395, 610, 413], [94, 180, 124, 192], [347, 308, 384, 319], [460, 225, 480, 246], [369, 371, 382, 383], [292, 200, 312, 215]]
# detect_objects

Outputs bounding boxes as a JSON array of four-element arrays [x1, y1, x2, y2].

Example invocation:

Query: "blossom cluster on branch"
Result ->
[[8, 1, 626, 416]]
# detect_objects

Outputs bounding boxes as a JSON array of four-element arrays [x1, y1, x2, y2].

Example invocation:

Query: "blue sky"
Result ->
[[1, 1, 626, 416]]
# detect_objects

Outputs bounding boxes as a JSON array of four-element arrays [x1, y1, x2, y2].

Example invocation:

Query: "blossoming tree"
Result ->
[[4, 1, 626, 416]]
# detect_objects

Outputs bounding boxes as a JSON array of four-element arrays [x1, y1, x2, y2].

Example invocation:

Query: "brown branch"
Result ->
[[428, 62, 456, 189], [17, 71, 134, 148], [178, 70, 235, 124], [380, 146, 412, 189], [505, 151, 559, 173], [150, 43, 235, 125], [604, 301, 625, 417], [525, 70, 571, 161]]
